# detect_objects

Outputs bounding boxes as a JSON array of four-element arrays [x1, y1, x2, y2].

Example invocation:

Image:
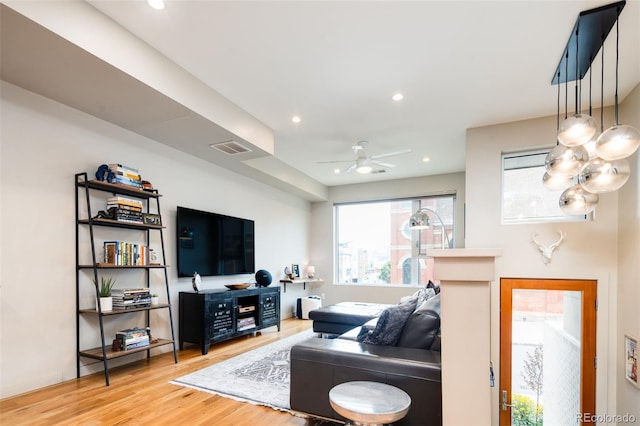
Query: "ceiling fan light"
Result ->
[[542, 172, 573, 191], [578, 157, 630, 193], [356, 158, 372, 174], [557, 114, 597, 147], [544, 144, 589, 177], [595, 124, 640, 161], [559, 184, 598, 215]]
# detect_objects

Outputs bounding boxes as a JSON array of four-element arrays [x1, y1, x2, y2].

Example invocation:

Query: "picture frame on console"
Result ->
[[291, 264, 300, 278]]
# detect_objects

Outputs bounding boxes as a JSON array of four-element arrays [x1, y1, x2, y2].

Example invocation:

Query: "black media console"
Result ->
[[179, 286, 281, 355]]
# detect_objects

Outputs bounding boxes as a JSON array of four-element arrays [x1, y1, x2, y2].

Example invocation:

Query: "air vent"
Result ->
[[209, 140, 252, 155]]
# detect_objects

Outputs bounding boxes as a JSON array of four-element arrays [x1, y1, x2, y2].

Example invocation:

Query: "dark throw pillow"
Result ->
[[356, 298, 418, 346], [396, 293, 441, 349]]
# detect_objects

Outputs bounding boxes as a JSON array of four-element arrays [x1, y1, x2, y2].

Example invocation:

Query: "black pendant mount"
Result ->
[[551, 0, 625, 85]]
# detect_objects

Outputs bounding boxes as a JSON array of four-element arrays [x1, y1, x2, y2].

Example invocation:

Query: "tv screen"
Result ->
[[176, 206, 255, 277]]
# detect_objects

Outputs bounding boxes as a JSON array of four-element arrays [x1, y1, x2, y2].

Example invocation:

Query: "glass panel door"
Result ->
[[500, 279, 596, 426]]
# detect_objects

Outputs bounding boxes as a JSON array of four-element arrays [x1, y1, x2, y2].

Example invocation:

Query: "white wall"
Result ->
[[0, 82, 312, 398], [310, 172, 465, 305], [466, 87, 640, 423], [616, 84, 640, 419]]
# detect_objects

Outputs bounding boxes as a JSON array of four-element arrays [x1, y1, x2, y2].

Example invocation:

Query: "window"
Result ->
[[335, 196, 454, 286], [502, 150, 588, 224]]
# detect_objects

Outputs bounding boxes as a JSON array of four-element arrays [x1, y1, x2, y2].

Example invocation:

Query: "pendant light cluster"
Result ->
[[544, 1, 639, 215]]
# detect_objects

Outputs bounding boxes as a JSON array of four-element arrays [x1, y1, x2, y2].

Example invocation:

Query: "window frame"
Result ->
[[501, 148, 590, 225], [333, 194, 455, 288]]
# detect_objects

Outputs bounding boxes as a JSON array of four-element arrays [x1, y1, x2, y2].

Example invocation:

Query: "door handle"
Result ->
[[501, 390, 514, 411]]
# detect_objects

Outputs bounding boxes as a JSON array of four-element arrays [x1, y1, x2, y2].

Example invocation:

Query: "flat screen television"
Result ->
[[176, 206, 255, 277]]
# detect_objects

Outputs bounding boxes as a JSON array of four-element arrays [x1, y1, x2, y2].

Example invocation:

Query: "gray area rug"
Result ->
[[171, 329, 316, 411]]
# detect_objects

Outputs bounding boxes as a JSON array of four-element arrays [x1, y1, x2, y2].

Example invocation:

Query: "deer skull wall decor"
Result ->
[[531, 231, 566, 264]]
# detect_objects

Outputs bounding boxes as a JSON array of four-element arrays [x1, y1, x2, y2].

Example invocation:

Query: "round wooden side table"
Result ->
[[329, 381, 411, 426]]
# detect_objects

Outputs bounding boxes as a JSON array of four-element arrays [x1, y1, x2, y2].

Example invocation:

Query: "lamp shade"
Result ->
[[559, 184, 598, 215], [557, 114, 597, 147], [542, 172, 574, 191], [582, 134, 599, 159], [595, 124, 640, 161], [578, 157, 630, 193], [545, 144, 589, 177], [409, 210, 430, 229]]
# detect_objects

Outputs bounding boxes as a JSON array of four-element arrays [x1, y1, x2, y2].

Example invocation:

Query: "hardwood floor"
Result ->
[[0, 318, 333, 426]]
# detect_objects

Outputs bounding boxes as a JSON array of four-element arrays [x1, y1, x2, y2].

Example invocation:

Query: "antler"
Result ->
[[548, 231, 566, 251], [531, 231, 566, 264], [531, 232, 545, 251]]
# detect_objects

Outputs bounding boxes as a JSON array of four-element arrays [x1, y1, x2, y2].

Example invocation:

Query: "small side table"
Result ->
[[329, 381, 411, 426]]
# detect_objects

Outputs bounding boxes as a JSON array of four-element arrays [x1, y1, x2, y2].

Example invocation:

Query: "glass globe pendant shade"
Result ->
[[545, 144, 589, 177], [542, 172, 574, 191], [559, 184, 599, 215], [578, 157, 630, 193], [582, 133, 599, 159], [595, 124, 640, 161], [557, 114, 597, 147]]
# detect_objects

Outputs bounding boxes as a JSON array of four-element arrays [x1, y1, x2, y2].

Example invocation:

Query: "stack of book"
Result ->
[[109, 164, 143, 189], [112, 288, 152, 310], [237, 317, 256, 331], [106, 196, 143, 224], [103, 241, 148, 266], [116, 327, 150, 351]]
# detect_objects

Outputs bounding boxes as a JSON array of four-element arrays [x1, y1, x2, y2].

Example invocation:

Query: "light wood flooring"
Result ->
[[1, 318, 333, 426]]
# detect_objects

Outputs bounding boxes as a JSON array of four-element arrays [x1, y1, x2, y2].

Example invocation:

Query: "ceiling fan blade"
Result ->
[[317, 159, 353, 164], [370, 148, 412, 160], [372, 160, 396, 168], [344, 164, 357, 173]]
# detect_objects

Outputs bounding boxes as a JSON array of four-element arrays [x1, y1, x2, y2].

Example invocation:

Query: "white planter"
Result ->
[[99, 296, 113, 312], [151, 296, 159, 306]]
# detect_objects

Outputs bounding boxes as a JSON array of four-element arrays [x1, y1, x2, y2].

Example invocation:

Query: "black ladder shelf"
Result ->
[[75, 172, 178, 386]]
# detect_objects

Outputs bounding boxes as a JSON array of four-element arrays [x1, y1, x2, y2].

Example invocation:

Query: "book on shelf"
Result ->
[[107, 196, 143, 207], [237, 317, 256, 331], [119, 336, 150, 350], [116, 327, 149, 339], [111, 288, 151, 295], [108, 164, 140, 174], [106, 204, 142, 213], [102, 241, 148, 266], [109, 164, 141, 178]]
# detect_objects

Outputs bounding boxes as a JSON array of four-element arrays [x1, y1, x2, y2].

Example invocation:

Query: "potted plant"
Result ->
[[95, 277, 116, 311], [151, 293, 159, 305]]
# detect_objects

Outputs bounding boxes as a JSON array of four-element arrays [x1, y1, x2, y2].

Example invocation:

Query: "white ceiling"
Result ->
[[11, 1, 640, 189]]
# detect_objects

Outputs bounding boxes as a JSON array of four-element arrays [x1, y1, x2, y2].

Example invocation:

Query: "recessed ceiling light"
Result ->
[[291, 116, 301, 124], [334, 168, 341, 174], [392, 93, 404, 101], [147, 0, 165, 10], [422, 156, 431, 162]]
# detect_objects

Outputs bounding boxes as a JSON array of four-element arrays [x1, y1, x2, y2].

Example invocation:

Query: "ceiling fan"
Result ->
[[318, 141, 412, 174]]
